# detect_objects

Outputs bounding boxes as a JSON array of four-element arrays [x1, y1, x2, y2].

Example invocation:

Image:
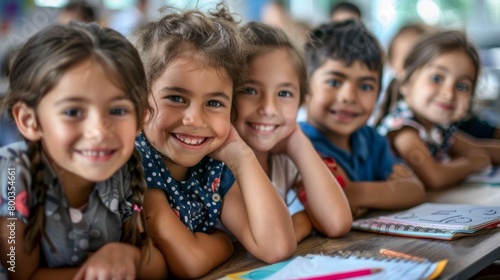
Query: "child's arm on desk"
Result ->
[[0, 218, 89, 280], [291, 211, 313, 242], [144, 189, 233, 279], [75, 242, 168, 280], [336, 164, 425, 218], [274, 127, 351, 238], [454, 131, 500, 164], [213, 127, 296, 264], [1, 218, 162, 280], [391, 127, 491, 190]]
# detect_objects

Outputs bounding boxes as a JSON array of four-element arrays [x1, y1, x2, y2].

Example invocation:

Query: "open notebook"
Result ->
[[222, 251, 447, 280], [352, 203, 500, 240], [351, 217, 493, 240], [376, 203, 500, 230]]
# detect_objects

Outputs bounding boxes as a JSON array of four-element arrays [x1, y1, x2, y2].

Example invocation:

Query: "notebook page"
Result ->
[[265, 254, 445, 280], [378, 203, 500, 230]]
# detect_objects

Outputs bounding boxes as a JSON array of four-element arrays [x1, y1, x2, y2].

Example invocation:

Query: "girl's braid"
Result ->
[[24, 141, 56, 253], [122, 148, 151, 251]]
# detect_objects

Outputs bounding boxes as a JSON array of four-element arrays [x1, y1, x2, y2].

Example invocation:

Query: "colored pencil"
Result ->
[[379, 248, 427, 262], [295, 267, 383, 280]]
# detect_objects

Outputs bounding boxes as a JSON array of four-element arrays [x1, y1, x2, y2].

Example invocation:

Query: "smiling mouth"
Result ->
[[435, 103, 454, 111], [249, 123, 278, 132], [173, 133, 207, 146], [330, 109, 361, 119], [78, 149, 115, 157]]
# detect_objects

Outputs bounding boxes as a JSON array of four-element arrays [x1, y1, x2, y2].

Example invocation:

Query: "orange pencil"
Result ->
[[379, 248, 427, 262]]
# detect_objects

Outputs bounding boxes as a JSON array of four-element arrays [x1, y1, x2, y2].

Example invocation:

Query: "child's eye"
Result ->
[[359, 84, 374, 92], [167, 96, 185, 103], [278, 91, 292, 97], [430, 75, 442, 84], [326, 79, 341, 88], [207, 100, 224, 107], [110, 108, 130, 115], [456, 83, 470, 92], [244, 88, 257, 95], [63, 109, 82, 117]]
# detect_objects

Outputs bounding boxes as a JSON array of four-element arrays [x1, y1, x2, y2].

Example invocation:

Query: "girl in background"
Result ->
[[0, 22, 166, 279], [132, 5, 296, 278], [376, 23, 499, 140], [378, 30, 500, 190], [235, 22, 352, 242]]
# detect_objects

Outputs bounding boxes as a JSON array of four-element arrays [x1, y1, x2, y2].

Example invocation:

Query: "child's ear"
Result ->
[[12, 102, 42, 141], [399, 82, 409, 97], [397, 71, 408, 97]]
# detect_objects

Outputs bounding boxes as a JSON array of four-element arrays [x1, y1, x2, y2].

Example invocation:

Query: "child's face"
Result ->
[[401, 50, 475, 127], [35, 59, 138, 183], [234, 49, 301, 152], [307, 59, 379, 137], [144, 57, 232, 169]]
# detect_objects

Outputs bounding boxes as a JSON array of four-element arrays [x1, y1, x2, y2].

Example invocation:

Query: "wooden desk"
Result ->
[[201, 183, 500, 280], [426, 183, 500, 206]]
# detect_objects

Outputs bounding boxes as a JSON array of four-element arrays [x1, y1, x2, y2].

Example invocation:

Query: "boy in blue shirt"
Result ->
[[300, 20, 425, 218]]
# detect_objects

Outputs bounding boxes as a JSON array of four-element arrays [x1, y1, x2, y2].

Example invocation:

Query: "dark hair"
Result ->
[[330, 2, 362, 19], [0, 22, 150, 253], [241, 21, 308, 105], [305, 20, 384, 93], [131, 3, 247, 99], [378, 30, 481, 125], [387, 23, 436, 65], [61, 0, 96, 23]]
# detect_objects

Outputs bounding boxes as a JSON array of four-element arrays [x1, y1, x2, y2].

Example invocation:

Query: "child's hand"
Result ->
[[466, 148, 492, 172], [270, 124, 306, 155], [73, 243, 140, 280], [210, 125, 253, 164]]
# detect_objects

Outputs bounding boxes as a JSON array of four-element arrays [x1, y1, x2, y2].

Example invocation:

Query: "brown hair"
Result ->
[[305, 20, 384, 94], [241, 21, 309, 105], [131, 3, 248, 110], [0, 22, 150, 253], [377, 30, 481, 125]]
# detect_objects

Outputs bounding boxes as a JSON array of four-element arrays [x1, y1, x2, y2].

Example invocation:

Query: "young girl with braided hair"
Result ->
[[0, 22, 166, 279], [132, 4, 296, 278]]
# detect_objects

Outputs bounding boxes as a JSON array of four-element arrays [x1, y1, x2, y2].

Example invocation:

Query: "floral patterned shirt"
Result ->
[[377, 100, 457, 161]]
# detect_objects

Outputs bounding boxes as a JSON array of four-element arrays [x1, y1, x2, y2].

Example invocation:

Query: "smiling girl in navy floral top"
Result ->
[[132, 4, 296, 278]]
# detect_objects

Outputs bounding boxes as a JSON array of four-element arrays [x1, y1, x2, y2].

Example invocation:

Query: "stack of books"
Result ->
[[352, 203, 500, 240]]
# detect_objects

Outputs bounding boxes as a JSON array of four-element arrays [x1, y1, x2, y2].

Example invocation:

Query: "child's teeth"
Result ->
[[82, 150, 110, 156], [176, 135, 205, 145], [252, 124, 275, 131]]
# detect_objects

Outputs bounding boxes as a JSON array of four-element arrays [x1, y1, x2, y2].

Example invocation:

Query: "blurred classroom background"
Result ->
[[1, 0, 500, 145]]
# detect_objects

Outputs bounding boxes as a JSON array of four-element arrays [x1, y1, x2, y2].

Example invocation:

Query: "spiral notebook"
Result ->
[[376, 203, 500, 231], [351, 217, 492, 240], [223, 251, 447, 280], [352, 203, 500, 240]]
